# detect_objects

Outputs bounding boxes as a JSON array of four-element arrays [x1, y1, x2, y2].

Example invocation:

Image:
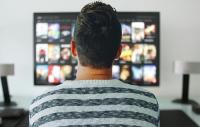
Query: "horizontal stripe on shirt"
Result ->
[[30, 93, 157, 110], [59, 124, 142, 127], [30, 98, 158, 118], [39, 118, 157, 127], [32, 87, 156, 104], [31, 111, 158, 127], [30, 105, 158, 125]]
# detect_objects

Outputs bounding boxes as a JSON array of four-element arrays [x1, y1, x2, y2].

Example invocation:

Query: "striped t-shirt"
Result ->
[[29, 79, 160, 127]]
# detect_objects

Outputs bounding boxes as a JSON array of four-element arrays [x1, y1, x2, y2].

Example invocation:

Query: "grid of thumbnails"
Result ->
[[34, 13, 160, 86]]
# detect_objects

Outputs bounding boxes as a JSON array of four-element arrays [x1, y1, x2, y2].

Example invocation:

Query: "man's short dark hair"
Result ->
[[74, 1, 121, 68]]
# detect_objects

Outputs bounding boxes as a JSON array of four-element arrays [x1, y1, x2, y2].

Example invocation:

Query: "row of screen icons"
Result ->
[[36, 43, 157, 64], [36, 44, 76, 64], [36, 22, 157, 43], [112, 65, 157, 85], [36, 65, 76, 84], [36, 64, 157, 85]]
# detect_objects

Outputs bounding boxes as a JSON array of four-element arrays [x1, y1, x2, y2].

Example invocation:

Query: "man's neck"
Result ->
[[76, 65, 112, 80]]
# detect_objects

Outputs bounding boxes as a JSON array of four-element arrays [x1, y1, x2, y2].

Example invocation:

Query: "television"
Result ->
[[34, 12, 160, 86]]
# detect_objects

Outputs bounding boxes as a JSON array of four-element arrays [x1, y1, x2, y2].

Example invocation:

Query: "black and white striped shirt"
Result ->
[[29, 79, 160, 127]]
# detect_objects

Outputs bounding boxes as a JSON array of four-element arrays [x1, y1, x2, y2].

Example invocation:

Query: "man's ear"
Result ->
[[115, 45, 122, 59], [71, 40, 78, 57]]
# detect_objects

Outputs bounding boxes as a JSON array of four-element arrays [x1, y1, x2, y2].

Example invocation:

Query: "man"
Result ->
[[29, 1, 160, 127]]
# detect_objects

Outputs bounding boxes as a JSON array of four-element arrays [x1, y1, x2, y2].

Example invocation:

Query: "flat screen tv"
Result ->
[[34, 12, 160, 86]]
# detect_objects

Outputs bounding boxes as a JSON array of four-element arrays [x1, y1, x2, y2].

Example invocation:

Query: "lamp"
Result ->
[[173, 61, 200, 105], [0, 64, 16, 106]]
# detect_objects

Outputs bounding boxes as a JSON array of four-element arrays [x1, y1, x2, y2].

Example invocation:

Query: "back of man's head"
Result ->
[[74, 1, 121, 68]]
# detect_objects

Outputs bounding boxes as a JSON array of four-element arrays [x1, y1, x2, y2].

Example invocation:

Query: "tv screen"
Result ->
[[34, 12, 160, 86]]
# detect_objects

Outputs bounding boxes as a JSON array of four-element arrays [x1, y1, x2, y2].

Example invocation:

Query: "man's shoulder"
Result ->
[[30, 84, 65, 106], [115, 80, 158, 99]]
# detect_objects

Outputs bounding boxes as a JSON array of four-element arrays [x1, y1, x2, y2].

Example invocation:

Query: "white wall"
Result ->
[[0, 0, 200, 97]]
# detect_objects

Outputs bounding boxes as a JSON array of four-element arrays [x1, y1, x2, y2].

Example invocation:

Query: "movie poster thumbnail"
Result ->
[[119, 44, 132, 63], [143, 65, 157, 84], [112, 65, 120, 79], [60, 44, 71, 64], [36, 65, 48, 84], [48, 23, 60, 42], [131, 22, 145, 43], [73, 65, 78, 78], [36, 44, 48, 63], [120, 65, 132, 82], [131, 44, 144, 63], [60, 23, 72, 43], [131, 66, 143, 83], [143, 44, 157, 63], [48, 65, 61, 84], [144, 24, 156, 42], [48, 44, 60, 63], [36, 23, 48, 42], [71, 23, 75, 38], [121, 23, 131, 42], [60, 65, 73, 82]]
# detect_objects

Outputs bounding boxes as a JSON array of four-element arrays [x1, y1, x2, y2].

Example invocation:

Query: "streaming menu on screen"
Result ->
[[34, 12, 159, 86]]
